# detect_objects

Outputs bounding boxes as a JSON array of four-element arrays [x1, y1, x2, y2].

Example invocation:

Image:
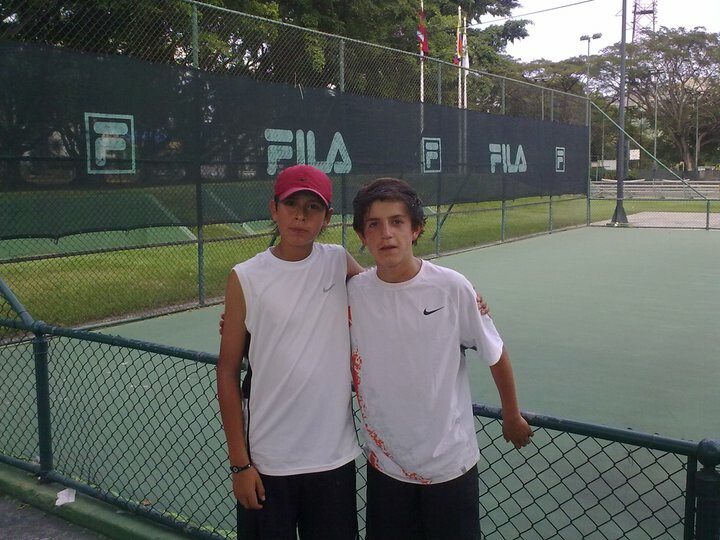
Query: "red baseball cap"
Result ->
[[274, 165, 332, 207]]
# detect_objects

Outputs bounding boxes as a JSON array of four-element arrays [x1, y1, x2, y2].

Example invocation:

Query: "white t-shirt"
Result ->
[[348, 260, 503, 484], [233, 243, 361, 475]]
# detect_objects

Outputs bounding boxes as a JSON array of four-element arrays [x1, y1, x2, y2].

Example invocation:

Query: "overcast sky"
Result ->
[[492, 0, 719, 62]]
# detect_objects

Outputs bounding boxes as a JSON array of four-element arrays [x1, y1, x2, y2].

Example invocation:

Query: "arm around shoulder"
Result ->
[[346, 250, 364, 279]]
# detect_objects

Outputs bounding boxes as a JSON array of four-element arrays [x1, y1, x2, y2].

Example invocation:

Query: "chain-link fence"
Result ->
[[0, 0, 590, 328], [2, 276, 719, 538], [3, 4, 719, 537], [0, 1, 586, 120], [588, 103, 720, 229]]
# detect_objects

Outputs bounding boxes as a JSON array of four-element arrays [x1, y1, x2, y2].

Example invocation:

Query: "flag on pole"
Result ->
[[461, 18, 469, 69], [417, 9, 429, 55], [453, 14, 461, 64], [456, 6, 462, 108]]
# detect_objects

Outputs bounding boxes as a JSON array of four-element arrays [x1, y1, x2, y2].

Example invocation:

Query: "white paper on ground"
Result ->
[[55, 488, 76, 506]]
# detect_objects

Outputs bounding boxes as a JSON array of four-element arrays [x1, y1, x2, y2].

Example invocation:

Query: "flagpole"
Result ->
[[420, 0, 424, 133], [457, 6, 461, 109], [462, 16, 468, 177], [462, 16, 468, 110]]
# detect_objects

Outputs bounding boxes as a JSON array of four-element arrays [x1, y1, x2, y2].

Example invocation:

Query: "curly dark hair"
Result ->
[[352, 178, 426, 243]]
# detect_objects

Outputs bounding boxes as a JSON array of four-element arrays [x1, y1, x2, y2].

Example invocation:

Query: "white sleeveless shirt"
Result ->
[[233, 243, 360, 475], [348, 261, 503, 484]]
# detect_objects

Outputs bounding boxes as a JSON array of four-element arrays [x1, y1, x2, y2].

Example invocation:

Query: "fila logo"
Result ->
[[265, 128, 352, 175], [489, 143, 527, 174], [421, 137, 442, 173], [555, 147, 566, 172], [84, 112, 135, 174]]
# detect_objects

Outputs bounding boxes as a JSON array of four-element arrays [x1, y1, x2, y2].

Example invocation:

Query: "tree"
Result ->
[[0, 1, 528, 86], [594, 27, 720, 171], [522, 57, 585, 95]]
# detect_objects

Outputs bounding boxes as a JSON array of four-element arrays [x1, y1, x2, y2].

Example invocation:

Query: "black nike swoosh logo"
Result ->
[[423, 307, 444, 315], [323, 284, 335, 293]]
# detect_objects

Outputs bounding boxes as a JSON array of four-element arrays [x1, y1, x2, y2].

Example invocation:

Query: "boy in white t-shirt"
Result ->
[[348, 177, 533, 540], [217, 167, 491, 539], [217, 165, 364, 539]]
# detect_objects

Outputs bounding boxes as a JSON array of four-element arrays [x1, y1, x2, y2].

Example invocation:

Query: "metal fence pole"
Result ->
[[191, 4, 199, 68], [707, 200, 711, 231], [549, 196, 553, 232], [341, 174, 347, 248], [33, 331, 53, 482], [550, 90, 555, 122], [196, 181, 205, 306], [192, 5, 205, 305], [501, 200, 506, 241], [541, 88, 545, 121], [437, 62, 442, 105], [338, 41, 347, 248], [695, 439, 720, 539], [435, 171, 441, 255], [501, 79, 506, 115], [339, 39, 345, 93], [587, 194, 591, 226], [685, 456, 699, 540], [587, 98, 592, 226]]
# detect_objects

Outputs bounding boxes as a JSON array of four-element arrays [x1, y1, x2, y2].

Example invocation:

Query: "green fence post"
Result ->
[[33, 331, 53, 482], [501, 200, 506, 242], [587, 105, 592, 228], [436, 172, 441, 256], [339, 39, 345, 94], [707, 200, 711, 231], [341, 174, 347, 248], [196, 181, 205, 306], [339, 42, 347, 248], [695, 439, 720, 539], [191, 4, 199, 68], [587, 98, 592, 227], [587, 194, 591, 227], [192, 4, 205, 305], [549, 196, 553, 232], [437, 62, 442, 105], [685, 456, 699, 540], [501, 79, 506, 115]]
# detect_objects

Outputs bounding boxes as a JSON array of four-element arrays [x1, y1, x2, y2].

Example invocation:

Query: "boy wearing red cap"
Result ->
[[217, 165, 363, 539]]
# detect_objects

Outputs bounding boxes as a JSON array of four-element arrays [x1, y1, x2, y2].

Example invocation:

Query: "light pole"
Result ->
[[610, 0, 628, 226], [695, 95, 700, 173], [580, 32, 601, 206], [580, 33, 602, 122], [650, 70, 661, 182]]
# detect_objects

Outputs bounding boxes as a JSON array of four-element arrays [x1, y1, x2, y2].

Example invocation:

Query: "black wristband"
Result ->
[[230, 463, 254, 474]]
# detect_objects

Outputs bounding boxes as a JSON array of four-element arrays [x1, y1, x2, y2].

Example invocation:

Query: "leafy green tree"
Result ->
[[0, 1, 527, 85], [595, 26, 720, 171], [522, 57, 585, 95]]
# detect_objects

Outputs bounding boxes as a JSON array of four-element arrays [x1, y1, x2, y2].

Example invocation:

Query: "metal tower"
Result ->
[[631, 0, 657, 42]]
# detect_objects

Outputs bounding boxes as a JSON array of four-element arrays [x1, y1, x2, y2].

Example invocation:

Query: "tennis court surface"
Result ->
[[103, 227, 720, 442]]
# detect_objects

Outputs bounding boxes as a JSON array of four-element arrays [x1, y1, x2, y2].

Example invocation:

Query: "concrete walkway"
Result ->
[[0, 493, 108, 539], [0, 462, 188, 540]]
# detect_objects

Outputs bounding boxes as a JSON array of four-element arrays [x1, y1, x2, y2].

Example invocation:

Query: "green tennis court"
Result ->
[[4, 226, 717, 537], [103, 227, 720, 442]]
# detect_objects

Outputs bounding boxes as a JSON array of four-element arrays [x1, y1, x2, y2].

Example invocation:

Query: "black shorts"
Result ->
[[237, 460, 358, 540], [365, 463, 480, 540]]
